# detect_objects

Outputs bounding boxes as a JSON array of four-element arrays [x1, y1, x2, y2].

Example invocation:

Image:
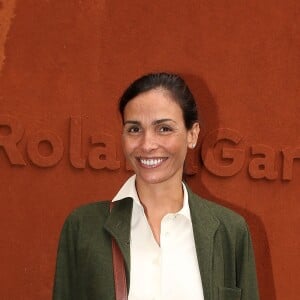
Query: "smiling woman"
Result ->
[[53, 72, 260, 300], [121, 89, 199, 187]]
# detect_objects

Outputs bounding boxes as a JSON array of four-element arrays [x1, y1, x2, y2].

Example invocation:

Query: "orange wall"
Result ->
[[1, 1, 300, 299]]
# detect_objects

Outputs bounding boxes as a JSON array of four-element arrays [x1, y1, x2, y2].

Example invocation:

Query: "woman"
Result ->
[[53, 73, 259, 300]]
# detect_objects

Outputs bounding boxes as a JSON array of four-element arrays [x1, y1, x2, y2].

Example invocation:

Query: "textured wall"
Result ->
[[1, 1, 300, 299]]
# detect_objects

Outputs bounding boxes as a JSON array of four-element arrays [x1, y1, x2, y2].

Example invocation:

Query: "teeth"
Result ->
[[140, 158, 164, 167]]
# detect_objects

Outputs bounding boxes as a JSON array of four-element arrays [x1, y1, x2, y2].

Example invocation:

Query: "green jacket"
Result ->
[[53, 188, 259, 300]]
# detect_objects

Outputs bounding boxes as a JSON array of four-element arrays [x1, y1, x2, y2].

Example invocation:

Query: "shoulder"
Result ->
[[69, 201, 110, 218], [187, 188, 248, 234], [62, 201, 111, 231], [201, 196, 245, 225]]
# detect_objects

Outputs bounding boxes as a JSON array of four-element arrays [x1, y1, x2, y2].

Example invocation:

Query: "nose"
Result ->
[[140, 130, 158, 152]]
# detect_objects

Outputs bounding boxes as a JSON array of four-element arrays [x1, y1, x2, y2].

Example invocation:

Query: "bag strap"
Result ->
[[110, 201, 128, 300]]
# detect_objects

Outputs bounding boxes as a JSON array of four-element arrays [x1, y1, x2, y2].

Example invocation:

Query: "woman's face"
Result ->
[[122, 88, 199, 185]]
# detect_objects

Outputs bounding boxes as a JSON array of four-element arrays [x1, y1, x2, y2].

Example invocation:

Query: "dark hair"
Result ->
[[119, 72, 198, 129]]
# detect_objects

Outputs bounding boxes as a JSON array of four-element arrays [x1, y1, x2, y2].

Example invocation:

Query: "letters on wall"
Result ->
[[1, 114, 299, 180]]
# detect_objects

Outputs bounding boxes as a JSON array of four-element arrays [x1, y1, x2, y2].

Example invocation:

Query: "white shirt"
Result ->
[[112, 175, 204, 300]]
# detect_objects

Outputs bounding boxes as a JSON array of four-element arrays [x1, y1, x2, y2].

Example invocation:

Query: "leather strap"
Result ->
[[110, 201, 128, 300]]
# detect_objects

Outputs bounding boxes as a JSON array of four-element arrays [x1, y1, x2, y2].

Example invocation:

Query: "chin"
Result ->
[[135, 169, 181, 186], [134, 170, 164, 184]]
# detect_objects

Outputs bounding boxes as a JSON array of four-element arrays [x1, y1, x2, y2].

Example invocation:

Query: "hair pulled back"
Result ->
[[119, 72, 198, 129]]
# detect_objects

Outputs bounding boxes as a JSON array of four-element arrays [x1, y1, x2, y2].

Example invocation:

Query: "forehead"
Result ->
[[123, 89, 183, 120]]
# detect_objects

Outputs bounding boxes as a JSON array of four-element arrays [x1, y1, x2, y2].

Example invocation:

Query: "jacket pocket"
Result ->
[[218, 286, 241, 300]]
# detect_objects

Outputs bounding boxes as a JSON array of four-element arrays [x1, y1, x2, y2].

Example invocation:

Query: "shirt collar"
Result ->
[[112, 174, 191, 221], [112, 174, 139, 204]]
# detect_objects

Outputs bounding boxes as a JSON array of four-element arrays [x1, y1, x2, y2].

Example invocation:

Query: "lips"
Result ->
[[138, 157, 167, 168]]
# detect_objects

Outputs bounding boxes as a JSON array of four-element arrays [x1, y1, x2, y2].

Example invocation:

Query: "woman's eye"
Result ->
[[127, 126, 141, 133], [158, 126, 172, 133]]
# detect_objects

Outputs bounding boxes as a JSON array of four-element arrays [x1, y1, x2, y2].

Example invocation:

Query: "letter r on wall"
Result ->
[[0, 115, 26, 165]]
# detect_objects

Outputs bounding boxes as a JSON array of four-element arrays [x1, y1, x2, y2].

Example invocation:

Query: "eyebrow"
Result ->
[[124, 119, 176, 126]]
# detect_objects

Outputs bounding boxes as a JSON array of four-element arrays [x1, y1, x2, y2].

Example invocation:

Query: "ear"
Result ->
[[187, 122, 200, 149]]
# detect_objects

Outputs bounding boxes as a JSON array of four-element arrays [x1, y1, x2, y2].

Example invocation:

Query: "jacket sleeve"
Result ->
[[236, 222, 260, 300], [52, 213, 78, 300]]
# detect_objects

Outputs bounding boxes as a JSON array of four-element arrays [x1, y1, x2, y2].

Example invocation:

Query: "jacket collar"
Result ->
[[188, 187, 220, 300], [103, 197, 133, 287]]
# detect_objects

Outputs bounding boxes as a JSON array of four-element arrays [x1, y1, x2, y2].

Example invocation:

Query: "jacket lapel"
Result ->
[[188, 189, 220, 300], [103, 197, 133, 286]]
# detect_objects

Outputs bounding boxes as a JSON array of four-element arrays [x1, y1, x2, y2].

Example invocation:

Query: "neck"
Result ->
[[135, 176, 184, 217]]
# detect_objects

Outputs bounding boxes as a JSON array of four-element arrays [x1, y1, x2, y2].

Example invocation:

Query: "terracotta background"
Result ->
[[1, 1, 300, 299]]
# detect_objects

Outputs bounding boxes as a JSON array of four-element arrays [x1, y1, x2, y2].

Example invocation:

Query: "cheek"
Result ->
[[121, 137, 129, 155], [122, 137, 137, 156], [168, 135, 188, 153]]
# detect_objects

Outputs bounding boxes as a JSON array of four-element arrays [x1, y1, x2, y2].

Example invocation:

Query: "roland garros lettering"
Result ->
[[0, 115, 120, 170], [0, 115, 299, 181]]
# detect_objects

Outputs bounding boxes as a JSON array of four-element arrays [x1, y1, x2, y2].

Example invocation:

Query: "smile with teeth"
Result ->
[[138, 157, 166, 168]]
